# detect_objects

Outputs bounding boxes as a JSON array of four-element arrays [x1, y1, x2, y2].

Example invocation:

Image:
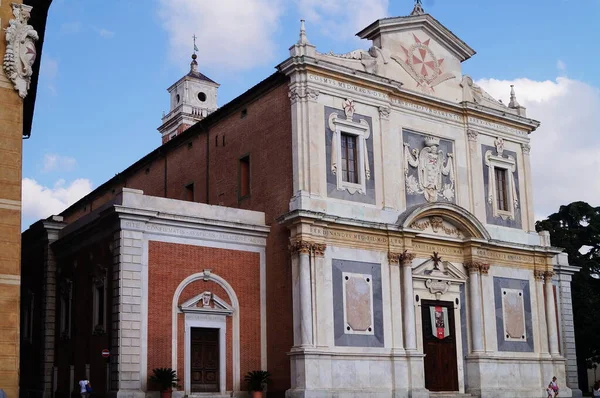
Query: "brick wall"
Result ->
[[56, 75, 294, 395], [0, 1, 24, 395], [148, 241, 261, 391]]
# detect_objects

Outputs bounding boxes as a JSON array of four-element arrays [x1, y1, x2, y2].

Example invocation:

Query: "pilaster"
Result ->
[[554, 260, 582, 395], [544, 271, 560, 356], [534, 270, 550, 356], [521, 142, 535, 231], [465, 261, 484, 353], [399, 251, 417, 351], [466, 129, 486, 221], [387, 252, 405, 350]]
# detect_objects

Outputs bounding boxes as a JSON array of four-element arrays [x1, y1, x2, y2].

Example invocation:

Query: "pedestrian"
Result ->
[[593, 381, 600, 397], [79, 379, 91, 398], [549, 376, 559, 397]]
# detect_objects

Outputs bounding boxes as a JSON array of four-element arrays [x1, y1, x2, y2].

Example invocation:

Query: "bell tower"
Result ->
[[158, 43, 219, 144]]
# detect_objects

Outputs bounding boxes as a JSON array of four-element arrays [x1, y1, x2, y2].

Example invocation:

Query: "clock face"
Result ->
[[197, 92, 207, 102]]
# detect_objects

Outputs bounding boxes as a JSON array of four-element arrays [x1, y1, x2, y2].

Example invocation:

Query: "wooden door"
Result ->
[[421, 300, 459, 392], [190, 328, 219, 393]]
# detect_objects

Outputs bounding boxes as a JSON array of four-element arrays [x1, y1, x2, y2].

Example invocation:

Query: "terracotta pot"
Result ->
[[160, 390, 172, 398], [251, 391, 263, 398]]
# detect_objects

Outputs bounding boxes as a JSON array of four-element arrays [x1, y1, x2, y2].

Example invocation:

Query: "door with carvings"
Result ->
[[190, 327, 219, 393], [421, 300, 459, 392]]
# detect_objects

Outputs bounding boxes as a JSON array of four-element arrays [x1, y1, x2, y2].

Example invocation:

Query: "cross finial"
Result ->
[[431, 251, 442, 270], [192, 34, 198, 55], [411, 0, 425, 16]]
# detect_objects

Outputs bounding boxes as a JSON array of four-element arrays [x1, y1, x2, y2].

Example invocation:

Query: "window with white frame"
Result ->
[[92, 276, 106, 335], [329, 99, 371, 194], [485, 137, 519, 220]]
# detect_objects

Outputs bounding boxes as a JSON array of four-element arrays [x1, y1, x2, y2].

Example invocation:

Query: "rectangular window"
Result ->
[[341, 133, 358, 184], [93, 279, 106, 334], [495, 167, 509, 211], [239, 155, 250, 199], [185, 183, 195, 202]]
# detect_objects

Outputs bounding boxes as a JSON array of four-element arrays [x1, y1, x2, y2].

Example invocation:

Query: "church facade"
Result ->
[[21, 3, 580, 398]]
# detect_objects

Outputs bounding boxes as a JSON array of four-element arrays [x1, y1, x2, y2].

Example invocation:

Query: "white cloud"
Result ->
[[22, 178, 93, 221], [60, 21, 81, 34], [40, 55, 58, 95], [476, 77, 600, 220], [295, 0, 388, 42], [97, 28, 115, 39], [157, 0, 284, 71], [42, 154, 77, 173]]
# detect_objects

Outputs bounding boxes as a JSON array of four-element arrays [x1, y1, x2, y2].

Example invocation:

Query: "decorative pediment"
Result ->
[[409, 216, 464, 239], [413, 257, 467, 282], [179, 291, 233, 316]]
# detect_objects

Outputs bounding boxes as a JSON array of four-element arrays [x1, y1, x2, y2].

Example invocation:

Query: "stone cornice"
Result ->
[[277, 57, 539, 134]]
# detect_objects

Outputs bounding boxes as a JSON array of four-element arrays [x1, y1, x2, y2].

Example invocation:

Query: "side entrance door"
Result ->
[[190, 327, 219, 393], [421, 300, 459, 392]]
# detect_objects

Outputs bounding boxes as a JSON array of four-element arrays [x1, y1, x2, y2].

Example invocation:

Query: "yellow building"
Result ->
[[0, 1, 51, 396]]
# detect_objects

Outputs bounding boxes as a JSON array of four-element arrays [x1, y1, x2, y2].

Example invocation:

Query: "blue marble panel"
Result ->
[[481, 144, 522, 229], [324, 106, 375, 204], [332, 259, 383, 347], [494, 277, 534, 352]]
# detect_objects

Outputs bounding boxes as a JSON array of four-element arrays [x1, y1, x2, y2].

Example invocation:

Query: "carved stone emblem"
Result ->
[[425, 278, 450, 298], [3, 4, 38, 98], [404, 136, 455, 202], [391, 34, 455, 94]]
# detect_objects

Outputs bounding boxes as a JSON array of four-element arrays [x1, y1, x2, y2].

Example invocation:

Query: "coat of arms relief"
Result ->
[[3, 3, 38, 98], [404, 135, 455, 203]]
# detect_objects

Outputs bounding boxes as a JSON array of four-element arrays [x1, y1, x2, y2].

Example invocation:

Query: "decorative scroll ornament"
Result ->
[[391, 34, 455, 94], [404, 136, 455, 202], [425, 278, 450, 299], [3, 4, 38, 98]]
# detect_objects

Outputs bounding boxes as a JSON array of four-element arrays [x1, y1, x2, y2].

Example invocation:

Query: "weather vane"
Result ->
[[193, 34, 198, 55]]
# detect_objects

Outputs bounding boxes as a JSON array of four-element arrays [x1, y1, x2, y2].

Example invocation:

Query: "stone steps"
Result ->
[[429, 393, 474, 398]]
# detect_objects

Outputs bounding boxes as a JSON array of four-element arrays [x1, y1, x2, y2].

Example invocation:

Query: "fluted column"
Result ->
[[399, 251, 417, 351], [290, 240, 314, 347], [466, 261, 484, 353], [545, 271, 560, 355]]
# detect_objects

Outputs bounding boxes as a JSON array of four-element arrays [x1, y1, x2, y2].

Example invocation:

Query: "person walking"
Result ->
[[548, 376, 559, 397], [592, 381, 600, 397], [78, 379, 91, 398]]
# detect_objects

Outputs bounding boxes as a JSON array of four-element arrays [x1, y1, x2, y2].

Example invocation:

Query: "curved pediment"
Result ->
[[398, 202, 491, 240]]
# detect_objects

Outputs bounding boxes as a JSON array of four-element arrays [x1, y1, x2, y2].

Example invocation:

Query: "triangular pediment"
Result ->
[[356, 14, 475, 62], [413, 258, 467, 282], [179, 291, 233, 315]]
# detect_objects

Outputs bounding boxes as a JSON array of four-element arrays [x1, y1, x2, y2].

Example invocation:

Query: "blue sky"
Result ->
[[22, 0, 600, 229]]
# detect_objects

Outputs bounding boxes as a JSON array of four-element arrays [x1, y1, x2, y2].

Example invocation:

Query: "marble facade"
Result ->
[[280, 3, 579, 397]]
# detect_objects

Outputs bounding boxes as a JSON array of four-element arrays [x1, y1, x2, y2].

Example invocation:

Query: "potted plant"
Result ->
[[244, 370, 271, 398], [149, 368, 180, 398]]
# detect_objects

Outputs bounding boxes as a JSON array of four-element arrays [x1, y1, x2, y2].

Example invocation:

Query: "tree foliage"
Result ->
[[536, 201, 600, 375]]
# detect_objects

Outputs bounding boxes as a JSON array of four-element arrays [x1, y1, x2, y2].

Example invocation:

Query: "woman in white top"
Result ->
[[78, 380, 90, 397]]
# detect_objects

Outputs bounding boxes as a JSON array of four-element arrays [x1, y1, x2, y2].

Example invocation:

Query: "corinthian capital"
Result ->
[[399, 250, 416, 266], [312, 243, 327, 257], [289, 239, 312, 255], [467, 129, 479, 142], [534, 270, 545, 281], [521, 142, 531, 154], [465, 261, 485, 274]]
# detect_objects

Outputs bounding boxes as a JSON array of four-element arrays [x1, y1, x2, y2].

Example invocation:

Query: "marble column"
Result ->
[[545, 271, 560, 356], [466, 261, 484, 353], [400, 251, 417, 351], [291, 240, 314, 347], [534, 270, 550, 356]]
